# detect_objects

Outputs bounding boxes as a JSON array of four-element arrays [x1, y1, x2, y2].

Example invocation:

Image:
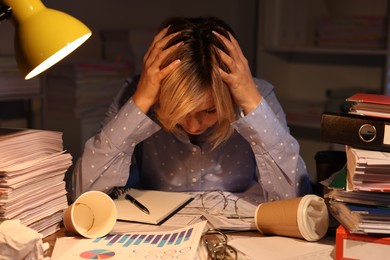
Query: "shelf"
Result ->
[[0, 93, 44, 101], [0, 56, 44, 129], [257, 0, 390, 175], [265, 46, 388, 56], [289, 124, 322, 141], [260, 0, 389, 58], [283, 100, 324, 129], [265, 47, 386, 67]]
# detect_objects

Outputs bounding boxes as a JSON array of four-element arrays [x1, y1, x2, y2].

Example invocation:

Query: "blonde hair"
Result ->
[[153, 17, 237, 148]]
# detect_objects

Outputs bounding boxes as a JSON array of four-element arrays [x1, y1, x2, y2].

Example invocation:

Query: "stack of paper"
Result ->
[[46, 61, 133, 118], [346, 146, 390, 192], [347, 92, 390, 119], [324, 147, 390, 235], [0, 56, 40, 97], [0, 128, 72, 238], [45, 61, 134, 176]]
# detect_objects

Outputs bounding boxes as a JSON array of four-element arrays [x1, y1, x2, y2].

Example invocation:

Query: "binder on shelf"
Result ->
[[320, 112, 390, 152]]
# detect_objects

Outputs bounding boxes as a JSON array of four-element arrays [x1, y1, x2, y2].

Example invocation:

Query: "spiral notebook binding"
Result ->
[[109, 187, 131, 199]]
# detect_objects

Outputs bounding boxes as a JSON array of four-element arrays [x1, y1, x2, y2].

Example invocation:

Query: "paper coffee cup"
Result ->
[[255, 195, 329, 241], [63, 191, 117, 238]]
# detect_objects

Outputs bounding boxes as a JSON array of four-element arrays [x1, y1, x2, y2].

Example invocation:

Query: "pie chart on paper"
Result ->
[[79, 249, 116, 259]]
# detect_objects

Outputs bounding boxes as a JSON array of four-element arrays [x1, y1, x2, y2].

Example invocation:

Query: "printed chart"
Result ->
[[57, 221, 207, 259], [79, 249, 115, 259]]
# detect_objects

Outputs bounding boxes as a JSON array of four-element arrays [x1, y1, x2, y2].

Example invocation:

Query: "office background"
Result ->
[[0, 0, 387, 181]]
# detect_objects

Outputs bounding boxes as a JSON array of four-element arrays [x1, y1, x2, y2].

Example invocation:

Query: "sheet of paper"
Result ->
[[54, 221, 207, 260], [111, 212, 204, 233], [184, 190, 261, 230], [352, 147, 390, 164], [229, 236, 335, 260]]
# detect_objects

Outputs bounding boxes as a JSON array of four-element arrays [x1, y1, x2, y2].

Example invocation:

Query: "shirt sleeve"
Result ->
[[231, 78, 311, 201], [69, 82, 161, 201]]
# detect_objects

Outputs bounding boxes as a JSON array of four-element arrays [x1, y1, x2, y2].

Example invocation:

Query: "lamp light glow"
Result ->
[[1, 0, 92, 80]]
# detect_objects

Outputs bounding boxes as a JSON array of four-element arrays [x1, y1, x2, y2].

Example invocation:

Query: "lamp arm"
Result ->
[[0, 5, 11, 22]]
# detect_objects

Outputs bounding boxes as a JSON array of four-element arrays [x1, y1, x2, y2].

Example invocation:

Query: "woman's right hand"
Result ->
[[132, 27, 181, 114]]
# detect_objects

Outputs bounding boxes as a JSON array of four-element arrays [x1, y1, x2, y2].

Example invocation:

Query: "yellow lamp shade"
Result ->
[[2, 0, 92, 79]]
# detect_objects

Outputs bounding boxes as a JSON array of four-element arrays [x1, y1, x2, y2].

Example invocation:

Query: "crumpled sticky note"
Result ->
[[0, 220, 50, 260]]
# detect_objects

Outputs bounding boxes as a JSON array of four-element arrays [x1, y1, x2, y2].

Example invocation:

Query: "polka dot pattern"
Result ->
[[72, 77, 310, 201]]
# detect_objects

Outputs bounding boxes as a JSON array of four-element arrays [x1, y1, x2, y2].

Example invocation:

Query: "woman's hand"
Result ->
[[213, 31, 262, 114], [132, 27, 181, 113]]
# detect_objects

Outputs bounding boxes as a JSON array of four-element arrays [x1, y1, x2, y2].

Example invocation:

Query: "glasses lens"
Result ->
[[201, 191, 227, 215]]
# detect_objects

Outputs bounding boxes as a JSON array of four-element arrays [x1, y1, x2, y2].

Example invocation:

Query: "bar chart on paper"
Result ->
[[58, 221, 207, 259]]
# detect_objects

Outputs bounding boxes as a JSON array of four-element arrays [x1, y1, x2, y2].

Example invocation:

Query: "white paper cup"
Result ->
[[255, 194, 329, 241], [63, 191, 117, 238]]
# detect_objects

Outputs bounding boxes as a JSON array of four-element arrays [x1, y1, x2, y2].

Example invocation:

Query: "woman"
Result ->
[[69, 16, 311, 202]]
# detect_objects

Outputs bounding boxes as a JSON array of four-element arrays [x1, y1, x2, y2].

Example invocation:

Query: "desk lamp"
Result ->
[[0, 0, 92, 80]]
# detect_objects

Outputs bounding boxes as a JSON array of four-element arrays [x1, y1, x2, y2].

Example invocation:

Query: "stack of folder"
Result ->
[[320, 93, 390, 258], [0, 128, 72, 238]]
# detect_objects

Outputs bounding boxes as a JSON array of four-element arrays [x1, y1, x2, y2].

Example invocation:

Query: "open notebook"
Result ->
[[113, 189, 193, 225]]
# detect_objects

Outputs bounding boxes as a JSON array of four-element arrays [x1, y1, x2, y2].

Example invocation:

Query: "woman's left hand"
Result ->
[[213, 31, 262, 114]]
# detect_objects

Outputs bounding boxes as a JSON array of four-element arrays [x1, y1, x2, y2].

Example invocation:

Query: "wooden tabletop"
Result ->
[[43, 227, 70, 257]]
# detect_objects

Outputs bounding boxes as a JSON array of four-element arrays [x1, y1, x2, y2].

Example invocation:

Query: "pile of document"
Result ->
[[346, 146, 390, 193], [0, 128, 72, 237], [46, 61, 133, 118], [326, 146, 390, 234], [321, 93, 390, 235], [45, 61, 134, 176], [0, 56, 40, 97]]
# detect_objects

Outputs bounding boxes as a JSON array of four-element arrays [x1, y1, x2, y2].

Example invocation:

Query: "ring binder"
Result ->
[[321, 112, 390, 152]]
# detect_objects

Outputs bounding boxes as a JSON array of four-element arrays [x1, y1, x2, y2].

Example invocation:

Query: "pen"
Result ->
[[125, 194, 150, 215]]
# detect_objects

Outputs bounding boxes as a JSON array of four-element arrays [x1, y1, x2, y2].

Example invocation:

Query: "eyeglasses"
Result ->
[[198, 190, 257, 223], [202, 228, 237, 260]]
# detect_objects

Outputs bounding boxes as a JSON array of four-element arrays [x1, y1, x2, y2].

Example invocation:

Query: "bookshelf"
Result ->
[[256, 0, 389, 176]]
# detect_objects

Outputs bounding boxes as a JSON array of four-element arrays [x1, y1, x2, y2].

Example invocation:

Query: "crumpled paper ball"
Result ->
[[0, 220, 50, 260]]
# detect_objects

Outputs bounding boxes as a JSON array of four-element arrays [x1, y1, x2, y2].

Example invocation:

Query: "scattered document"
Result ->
[[184, 191, 260, 231], [229, 235, 335, 260], [53, 221, 207, 260]]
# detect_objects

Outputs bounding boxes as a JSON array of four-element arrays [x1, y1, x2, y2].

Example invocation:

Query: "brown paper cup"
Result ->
[[63, 191, 117, 238], [255, 195, 329, 241]]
